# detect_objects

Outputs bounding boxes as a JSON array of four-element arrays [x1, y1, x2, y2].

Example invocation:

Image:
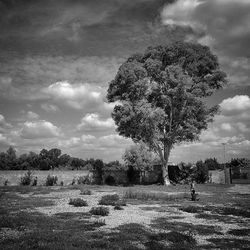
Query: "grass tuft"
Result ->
[[90, 206, 109, 216], [69, 198, 88, 207]]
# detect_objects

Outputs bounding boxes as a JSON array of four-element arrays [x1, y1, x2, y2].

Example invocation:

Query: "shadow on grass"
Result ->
[[180, 205, 250, 218], [151, 217, 223, 236], [207, 238, 250, 249], [0, 192, 55, 213]]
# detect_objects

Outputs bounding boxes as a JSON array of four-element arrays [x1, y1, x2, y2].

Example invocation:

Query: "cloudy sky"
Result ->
[[0, 0, 250, 163]]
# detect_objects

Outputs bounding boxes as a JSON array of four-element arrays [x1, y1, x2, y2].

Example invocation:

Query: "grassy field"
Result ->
[[0, 184, 249, 249]]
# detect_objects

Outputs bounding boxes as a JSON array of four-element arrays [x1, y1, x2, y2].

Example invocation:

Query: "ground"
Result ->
[[0, 184, 250, 249]]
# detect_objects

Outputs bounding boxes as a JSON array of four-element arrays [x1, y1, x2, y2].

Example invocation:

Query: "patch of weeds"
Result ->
[[151, 217, 223, 235], [99, 194, 126, 207], [207, 238, 250, 249], [114, 205, 124, 210], [124, 189, 189, 201], [93, 219, 106, 226], [80, 189, 92, 195], [99, 194, 119, 205], [180, 205, 203, 213], [90, 206, 109, 216], [54, 212, 91, 220], [166, 231, 196, 244], [45, 175, 58, 186], [228, 228, 250, 236], [69, 198, 88, 207]]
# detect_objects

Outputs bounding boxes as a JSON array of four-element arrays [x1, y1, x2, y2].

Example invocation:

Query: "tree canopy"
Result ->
[[107, 42, 227, 185]]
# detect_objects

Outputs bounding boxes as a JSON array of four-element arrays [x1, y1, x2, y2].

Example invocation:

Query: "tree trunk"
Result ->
[[162, 161, 170, 185], [162, 145, 171, 185]]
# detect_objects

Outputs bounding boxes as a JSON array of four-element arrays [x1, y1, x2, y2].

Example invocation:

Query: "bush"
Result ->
[[31, 177, 37, 186], [80, 189, 92, 195], [90, 206, 109, 216], [69, 198, 88, 207], [93, 219, 106, 226], [77, 175, 91, 185], [60, 181, 64, 186], [45, 175, 58, 186], [20, 170, 33, 186], [98, 194, 120, 206], [4, 179, 9, 186], [114, 205, 124, 210]]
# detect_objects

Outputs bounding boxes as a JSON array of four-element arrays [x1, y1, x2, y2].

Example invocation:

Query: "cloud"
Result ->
[[41, 103, 59, 112], [220, 95, 250, 113], [0, 114, 12, 131], [161, 0, 202, 28], [26, 111, 40, 120], [20, 120, 61, 139], [43, 81, 114, 115], [77, 113, 115, 132]]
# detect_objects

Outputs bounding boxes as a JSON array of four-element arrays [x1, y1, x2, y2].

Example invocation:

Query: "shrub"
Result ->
[[166, 231, 196, 245], [99, 194, 120, 206], [4, 179, 9, 186], [69, 198, 88, 207], [114, 205, 123, 210], [31, 177, 38, 186], [45, 175, 58, 186], [71, 178, 76, 185], [20, 170, 33, 186], [60, 181, 64, 186], [93, 219, 106, 226], [90, 206, 109, 216], [77, 175, 91, 185], [80, 189, 92, 195]]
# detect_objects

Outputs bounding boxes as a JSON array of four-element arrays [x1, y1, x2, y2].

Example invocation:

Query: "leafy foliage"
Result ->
[[107, 42, 227, 184]]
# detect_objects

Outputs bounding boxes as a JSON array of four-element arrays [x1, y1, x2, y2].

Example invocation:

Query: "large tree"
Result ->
[[107, 42, 227, 185]]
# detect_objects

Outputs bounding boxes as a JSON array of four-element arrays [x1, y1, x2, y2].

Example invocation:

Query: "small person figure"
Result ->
[[190, 180, 198, 201]]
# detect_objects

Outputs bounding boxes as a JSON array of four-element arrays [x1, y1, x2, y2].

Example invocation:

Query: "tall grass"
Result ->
[[124, 189, 189, 201]]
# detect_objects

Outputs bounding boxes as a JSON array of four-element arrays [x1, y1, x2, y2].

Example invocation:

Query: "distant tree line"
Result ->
[[0, 146, 121, 171]]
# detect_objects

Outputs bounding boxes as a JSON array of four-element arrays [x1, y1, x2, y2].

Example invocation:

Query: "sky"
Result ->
[[0, 0, 250, 163]]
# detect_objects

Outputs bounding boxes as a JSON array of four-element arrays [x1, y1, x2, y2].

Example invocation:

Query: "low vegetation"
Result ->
[[124, 189, 189, 201], [80, 189, 92, 195], [99, 194, 126, 206], [20, 170, 34, 186], [69, 198, 88, 207], [45, 175, 58, 186], [89, 206, 109, 216]]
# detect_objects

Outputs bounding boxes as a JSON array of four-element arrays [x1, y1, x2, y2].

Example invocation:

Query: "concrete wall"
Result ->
[[0, 170, 89, 186]]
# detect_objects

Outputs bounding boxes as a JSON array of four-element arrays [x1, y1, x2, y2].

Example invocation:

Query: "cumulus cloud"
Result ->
[[20, 120, 61, 139], [77, 113, 115, 132], [220, 95, 250, 113], [43, 81, 114, 115]]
